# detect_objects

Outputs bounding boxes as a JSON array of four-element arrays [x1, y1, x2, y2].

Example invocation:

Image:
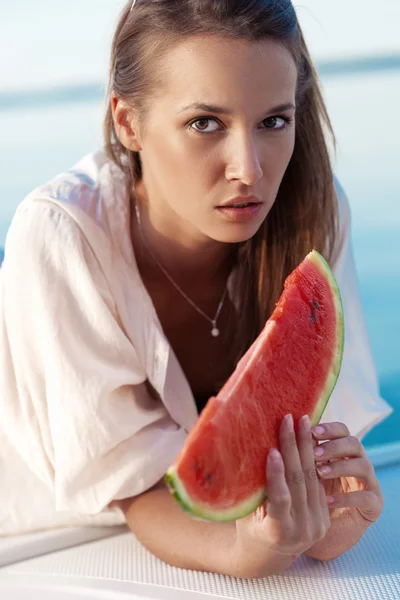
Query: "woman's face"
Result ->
[[135, 35, 298, 245]]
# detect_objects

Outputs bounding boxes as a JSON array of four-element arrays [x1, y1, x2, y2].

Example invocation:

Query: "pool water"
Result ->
[[325, 71, 400, 447]]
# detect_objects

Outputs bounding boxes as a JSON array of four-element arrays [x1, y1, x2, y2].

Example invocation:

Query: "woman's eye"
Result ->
[[189, 118, 221, 134], [189, 115, 292, 134], [261, 116, 289, 130]]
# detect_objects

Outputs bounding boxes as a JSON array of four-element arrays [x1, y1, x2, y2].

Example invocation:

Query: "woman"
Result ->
[[0, 0, 392, 579]]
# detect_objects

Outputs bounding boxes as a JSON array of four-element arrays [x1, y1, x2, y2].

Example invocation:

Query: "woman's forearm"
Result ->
[[120, 486, 238, 575], [117, 484, 295, 579], [304, 507, 371, 561]]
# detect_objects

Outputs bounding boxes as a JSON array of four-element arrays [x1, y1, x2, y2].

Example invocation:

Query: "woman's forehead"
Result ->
[[153, 35, 298, 113]]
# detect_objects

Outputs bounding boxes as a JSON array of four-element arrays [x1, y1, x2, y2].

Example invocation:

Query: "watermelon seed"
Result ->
[[313, 300, 319, 310], [204, 473, 214, 487], [311, 311, 317, 323]]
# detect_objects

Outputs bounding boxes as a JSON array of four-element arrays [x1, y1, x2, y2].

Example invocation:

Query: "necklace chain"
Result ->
[[134, 203, 228, 337]]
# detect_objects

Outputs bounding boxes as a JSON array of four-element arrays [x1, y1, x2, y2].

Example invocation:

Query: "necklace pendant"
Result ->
[[211, 326, 220, 338]]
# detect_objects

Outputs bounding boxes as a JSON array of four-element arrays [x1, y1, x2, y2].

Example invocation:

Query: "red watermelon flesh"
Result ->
[[165, 250, 344, 522]]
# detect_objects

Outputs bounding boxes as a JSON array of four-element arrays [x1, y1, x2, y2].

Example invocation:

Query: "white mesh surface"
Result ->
[[1, 463, 399, 600], [0, 525, 127, 568]]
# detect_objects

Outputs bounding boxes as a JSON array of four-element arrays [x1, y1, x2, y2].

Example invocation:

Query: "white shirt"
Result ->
[[0, 151, 393, 536]]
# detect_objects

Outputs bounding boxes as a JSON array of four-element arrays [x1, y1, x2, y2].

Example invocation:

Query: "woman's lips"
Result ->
[[216, 203, 263, 222]]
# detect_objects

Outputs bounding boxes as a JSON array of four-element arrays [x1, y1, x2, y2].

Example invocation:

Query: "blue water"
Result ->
[[0, 67, 399, 448], [353, 232, 400, 447]]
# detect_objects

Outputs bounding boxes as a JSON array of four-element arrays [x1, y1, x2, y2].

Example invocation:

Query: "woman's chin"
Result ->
[[206, 205, 269, 244], [209, 221, 265, 245]]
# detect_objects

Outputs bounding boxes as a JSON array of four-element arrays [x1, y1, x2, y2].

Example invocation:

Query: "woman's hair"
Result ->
[[104, 0, 339, 365]]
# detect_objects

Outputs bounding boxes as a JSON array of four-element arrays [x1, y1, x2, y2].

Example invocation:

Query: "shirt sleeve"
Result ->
[[321, 178, 393, 441], [0, 200, 187, 516]]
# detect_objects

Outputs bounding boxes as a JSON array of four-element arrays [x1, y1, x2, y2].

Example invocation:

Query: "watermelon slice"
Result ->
[[165, 250, 344, 522]]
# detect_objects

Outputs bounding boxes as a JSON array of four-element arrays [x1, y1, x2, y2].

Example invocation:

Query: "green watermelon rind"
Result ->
[[307, 250, 345, 426], [165, 468, 267, 522], [165, 250, 344, 522]]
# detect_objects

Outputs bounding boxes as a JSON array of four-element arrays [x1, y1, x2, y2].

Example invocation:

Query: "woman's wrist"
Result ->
[[231, 535, 297, 579]]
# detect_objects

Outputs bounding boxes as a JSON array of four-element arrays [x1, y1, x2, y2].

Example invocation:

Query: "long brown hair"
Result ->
[[103, 0, 339, 363]]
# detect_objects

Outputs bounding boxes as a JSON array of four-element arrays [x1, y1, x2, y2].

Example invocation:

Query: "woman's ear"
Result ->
[[111, 92, 143, 152]]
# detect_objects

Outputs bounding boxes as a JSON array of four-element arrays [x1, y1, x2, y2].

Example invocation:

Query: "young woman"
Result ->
[[0, 0, 392, 579]]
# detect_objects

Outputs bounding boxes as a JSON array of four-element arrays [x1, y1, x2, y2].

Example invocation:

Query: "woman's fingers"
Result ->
[[279, 414, 308, 510], [265, 448, 291, 521], [316, 457, 378, 488], [311, 422, 351, 442], [325, 489, 382, 519], [296, 415, 323, 514], [318, 478, 332, 527], [313, 435, 367, 462]]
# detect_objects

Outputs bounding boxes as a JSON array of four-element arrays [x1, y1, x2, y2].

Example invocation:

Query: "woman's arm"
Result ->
[[303, 454, 370, 563], [115, 481, 296, 579], [304, 503, 371, 561], [0, 202, 187, 530], [116, 483, 238, 576]]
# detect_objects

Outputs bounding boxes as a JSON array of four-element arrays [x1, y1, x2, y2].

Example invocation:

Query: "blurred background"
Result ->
[[0, 1, 399, 447]]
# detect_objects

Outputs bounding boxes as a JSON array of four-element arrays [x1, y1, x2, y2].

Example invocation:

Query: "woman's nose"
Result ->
[[225, 136, 263, 186]]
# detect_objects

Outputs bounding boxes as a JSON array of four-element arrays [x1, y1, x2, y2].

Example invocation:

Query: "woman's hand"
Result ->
[[311, 422, 384, 523], [234, 413, 331, 576]]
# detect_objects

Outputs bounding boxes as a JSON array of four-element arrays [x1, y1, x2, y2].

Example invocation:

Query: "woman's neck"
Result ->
[[131, 187, 236, 287]]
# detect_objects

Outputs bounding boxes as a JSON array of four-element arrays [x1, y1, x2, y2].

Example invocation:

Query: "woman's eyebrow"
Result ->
[[178, 102, 296, 115]]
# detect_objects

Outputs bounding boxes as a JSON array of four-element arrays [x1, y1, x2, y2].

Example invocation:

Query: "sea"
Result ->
[[0, 0, 399, 448]]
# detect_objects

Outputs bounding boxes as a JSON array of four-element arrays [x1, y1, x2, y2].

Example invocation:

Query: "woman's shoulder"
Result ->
[[14, 149, 128, 238], [5, 150, 133, 272]]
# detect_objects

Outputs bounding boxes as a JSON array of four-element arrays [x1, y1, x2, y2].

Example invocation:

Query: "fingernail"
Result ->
[[326, 496, 335, 505], [269, 448, 281, 463], [314, 446, 325, 457], [285, 414, 294, 431], [318, 465, 332, 476], [302, 415, 310, 431], [312, 425, 325, 436]]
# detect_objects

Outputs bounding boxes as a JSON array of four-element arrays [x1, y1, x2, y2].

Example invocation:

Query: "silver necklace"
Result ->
[[134, 203, 228, 338]]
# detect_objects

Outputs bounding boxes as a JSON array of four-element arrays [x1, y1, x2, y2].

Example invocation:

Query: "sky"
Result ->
[[0, 0, 399, 92]]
